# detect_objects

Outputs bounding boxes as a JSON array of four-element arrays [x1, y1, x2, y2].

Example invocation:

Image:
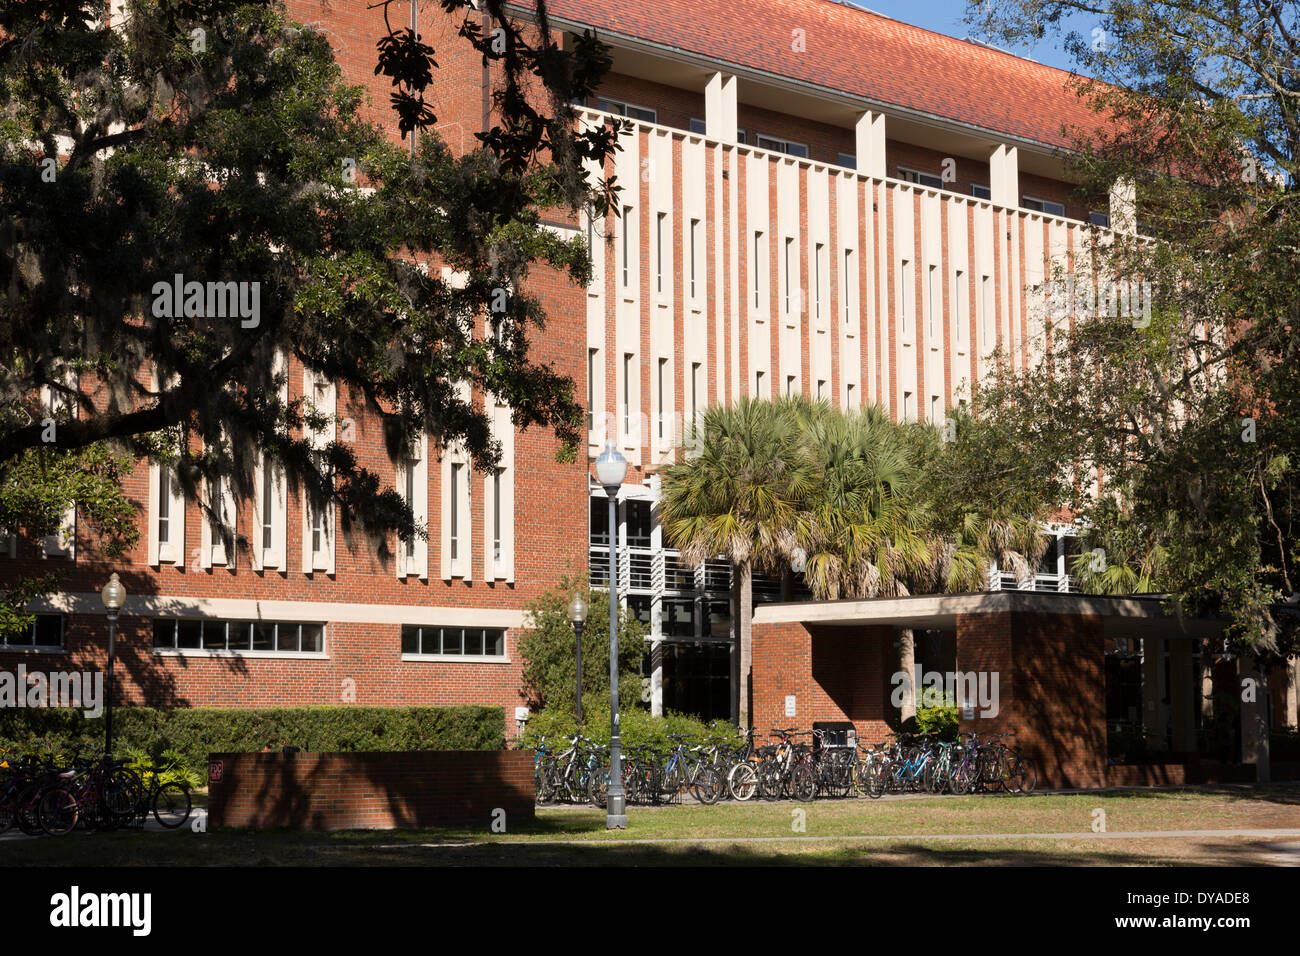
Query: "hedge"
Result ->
[[519, 704, 740, 752], [0, 705, 506, 771]]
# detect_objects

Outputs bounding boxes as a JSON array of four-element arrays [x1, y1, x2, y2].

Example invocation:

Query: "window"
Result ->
[[309, 488, 328, 556], [1, 614, 64, 649], [898, 167, 943, 189], [817, 379, 826, 400], [403, 457, 417, 562], [402, 625, 506, 657], [837, 152, 857, 170], [596, 97, 656, 123], [980, 275, 993, 349], [783, 237, 793, 314], [903, 391, 913, 421], [930, 395, 940, 422], [153, 619, 323, 654], [844, 249, 854, 324], [689, 117, 707, 134], [689, 219, 700, 300], [927, 264, 938, 341], [158, 469, 173, 550], [626, 499, 652, 549], [786, 375, 796, 397], [970, 183, 991, 200], [953, 269, 967, 347], [621, 205, 632, 288], [899, 259, 912, 335], [814, 243, 824, 322], [449, 463, 462, 562], [846, 383, 856, 410], [587, 348, 597, 431], [656, 211, 666, 294], [755, 134, 808, 158], [1022, 196, 1065, 217], [622, 353, 633, 437], [736, 128, 747, 144], [492, 469, 503, 564], [261, 467, 274, 552], [753, 231, 764, 309], [657, 358, 667, 440], [690, 362, 701, 427], [1089, 211, 1111, 228], [755, 369, 765, 396]]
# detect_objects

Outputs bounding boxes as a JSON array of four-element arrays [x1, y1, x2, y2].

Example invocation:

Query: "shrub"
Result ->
[[519, 705, 737, 752], [0, 705, 504, 772]]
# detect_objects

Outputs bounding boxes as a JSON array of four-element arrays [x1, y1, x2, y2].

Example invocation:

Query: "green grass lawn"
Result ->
[[3, 786, 1298, 867]]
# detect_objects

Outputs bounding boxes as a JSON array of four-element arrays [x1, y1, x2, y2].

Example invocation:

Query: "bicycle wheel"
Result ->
[[16, 784, 44, 836], [1008, 755, 1036, 795], [758, 761, 782, 801], [101, 768, 141, 829], [587, 767, 609, 809], [729, 763, 758, 801], [791, 763, 817, 802], [152, 782, 192, 829], [692, 768, 724, 805], [949, 761, 974, 796], [38, 787, 79, 837]]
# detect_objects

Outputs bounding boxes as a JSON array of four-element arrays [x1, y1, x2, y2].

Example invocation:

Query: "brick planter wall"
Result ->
[[207, 750, 535, 831]]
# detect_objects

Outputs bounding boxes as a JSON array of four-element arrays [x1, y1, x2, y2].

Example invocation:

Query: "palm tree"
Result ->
[[659, 397, 814, 729], [790, 400, 933, 723]]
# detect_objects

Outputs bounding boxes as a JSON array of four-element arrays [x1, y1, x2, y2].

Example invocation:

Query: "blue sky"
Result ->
[[846, 0, 1093, 74]]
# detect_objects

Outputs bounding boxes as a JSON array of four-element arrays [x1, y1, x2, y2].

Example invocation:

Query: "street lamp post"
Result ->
[[594, 442, 629, 829], [100, 573, 126, 754], [568, 592, 588, 725]]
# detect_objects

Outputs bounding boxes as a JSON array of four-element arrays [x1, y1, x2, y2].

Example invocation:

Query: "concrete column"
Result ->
[[1285, 656, 1299, 730], [704, 73, 737, 144], [1141, 635, 1161, 750], [989, 144, 1019, 208], [1110, 177, 1136, 234], [854, 110, 887, 179]]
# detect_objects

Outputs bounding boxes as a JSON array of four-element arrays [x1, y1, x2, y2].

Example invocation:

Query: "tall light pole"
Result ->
[[100, 573, 126, 754], [594, 441, 628, 829], [567, 592, 588, 726]]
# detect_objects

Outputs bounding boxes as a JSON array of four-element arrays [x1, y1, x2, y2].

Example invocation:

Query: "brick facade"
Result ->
[[207, 749, 535, 830]]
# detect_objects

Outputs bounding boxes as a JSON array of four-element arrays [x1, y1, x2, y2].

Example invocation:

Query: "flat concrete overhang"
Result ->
[[752, 591, 1225, 640]]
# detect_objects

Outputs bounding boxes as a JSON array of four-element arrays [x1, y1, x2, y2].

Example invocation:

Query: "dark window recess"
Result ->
[[400, 625, 506, 657], [4, 614, 66, 648], [626, 499, 652, 549]]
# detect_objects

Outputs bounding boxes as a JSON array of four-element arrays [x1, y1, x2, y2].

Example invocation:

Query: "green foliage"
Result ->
[[519, 705, 737, 752], [0, 705, 504, 773], [911, 690, 959, 741], [122, 746, 204, 791], [518, 574, 646, 713]]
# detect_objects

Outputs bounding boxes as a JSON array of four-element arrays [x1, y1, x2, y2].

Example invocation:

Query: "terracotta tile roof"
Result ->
[[533, 0, 1107, 151]]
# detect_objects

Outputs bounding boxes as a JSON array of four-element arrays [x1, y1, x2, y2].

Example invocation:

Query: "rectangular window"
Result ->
[[930, 395, 940, 423], [927, 264, 938, 341], [815, 242, 824, 322], [153, 619, 324, 655], [1022, 196, 1065, 217], [783, 237, 793, 314], [657, 358, 667, 440], [755, 370, 765, 396], [903, 391, 913, 421], [404, 460, 417, 560], [817, 379, 826, 400], [492, 469, 502, 564], [690, 362, 701, 427], [449, 463, 462, 561], [846, 383, 856, 410], [689, 219, 699, 300], [689, 117, 707, 134], [953, 269, 967, 347], [786, 375, 795, 397], [898, 167, 943, 189], [622, 353, 632, 437], [753, 232, 763, 309], [980, 275, 993, 349], [837, 152, 857, 170], [626, 499, 652, 549], [656, 211, 666, 294], [587, 348, 597, 431], [899, 259, 912, 335], [596, 97, 656, 123], [970, 183, 991, 200], [157, 469, 172, 546], [844, 249, 854, 324], [621, 205, 632, 288], [755, 134, 808, 158], [1, 614, 64, 649], [261, 467, 274, 551], [1089, 211, 1111, 228]]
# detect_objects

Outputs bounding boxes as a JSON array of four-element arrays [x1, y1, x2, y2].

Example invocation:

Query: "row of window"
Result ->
[[0, 615, 65, 648], [152, 618, 325, 653], [400, 625, 506, 657]]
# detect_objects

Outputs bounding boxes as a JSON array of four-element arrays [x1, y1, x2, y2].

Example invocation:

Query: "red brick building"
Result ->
[[5, 0, 1296, 753]]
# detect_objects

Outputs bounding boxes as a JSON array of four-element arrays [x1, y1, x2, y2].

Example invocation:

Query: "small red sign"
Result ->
[[209, 760, 224, 783]]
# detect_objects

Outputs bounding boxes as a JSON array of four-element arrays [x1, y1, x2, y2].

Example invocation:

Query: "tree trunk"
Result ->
[[739, 562, 754, 731], [730, 572, 740, 727], [897, 627, 916, 726]]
